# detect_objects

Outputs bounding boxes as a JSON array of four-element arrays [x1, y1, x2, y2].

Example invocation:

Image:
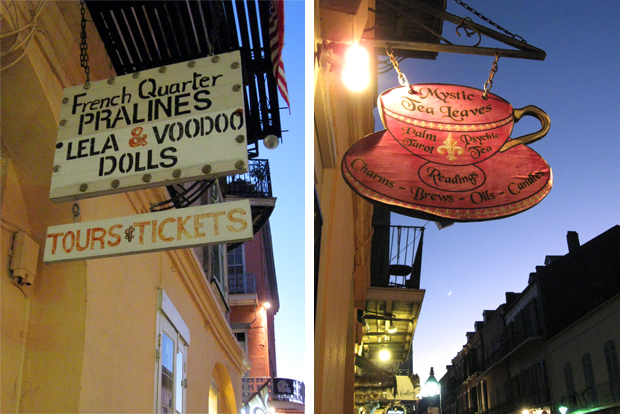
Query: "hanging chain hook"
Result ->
[[79, 0, 91, 87], [386, 44, 409, 89], [482, 52, 501, 100], [72, 198, 81, 223]]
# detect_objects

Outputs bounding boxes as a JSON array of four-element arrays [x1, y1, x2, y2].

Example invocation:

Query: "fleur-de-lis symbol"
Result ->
[[437, 133, 464, 161]]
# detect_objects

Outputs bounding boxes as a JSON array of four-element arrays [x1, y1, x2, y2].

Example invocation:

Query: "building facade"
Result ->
[[1, 1, 286, 413], [438, 226, 620, 414]]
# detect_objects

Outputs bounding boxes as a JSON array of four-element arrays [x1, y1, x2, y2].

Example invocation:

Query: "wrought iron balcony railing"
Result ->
[[229, 272, 256, 295], [242, 377, 305, 407], [370, 225, 425, 289], [225, 159, 273, 198]]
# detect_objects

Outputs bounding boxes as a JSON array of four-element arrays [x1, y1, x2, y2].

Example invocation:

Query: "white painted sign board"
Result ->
[[50, 51, 248, 203], [44, 200, 252, 263]]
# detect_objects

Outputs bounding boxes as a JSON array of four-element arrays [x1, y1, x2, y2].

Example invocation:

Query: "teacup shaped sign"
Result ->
[[379, 84, 550, 166]]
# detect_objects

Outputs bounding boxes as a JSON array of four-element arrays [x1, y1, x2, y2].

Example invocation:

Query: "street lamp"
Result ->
[[425, 367, 442, 414], [559, 406, 568, 414]]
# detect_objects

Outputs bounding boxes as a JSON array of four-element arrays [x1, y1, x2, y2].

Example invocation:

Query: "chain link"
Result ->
[[454, 0, 526, 44], [386, 45, 409, 88], [79, 0, 90, 85], [72, 199, 81, 223], [482, 52, 500, 100]]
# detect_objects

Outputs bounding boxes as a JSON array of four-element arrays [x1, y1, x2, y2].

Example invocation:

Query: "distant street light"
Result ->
[[559, 406, 568, 414], [425, 367, 442, 414]]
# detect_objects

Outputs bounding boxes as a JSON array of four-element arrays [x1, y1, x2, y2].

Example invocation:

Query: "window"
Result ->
[[227, 245, 245, 276], [564, 362, 576, 400], [604, 340, 620, 397], [211, 244, 228, 300], [582, 353, 598, 403], [209, 382, 219, 414], [156, 290, 190, 414]]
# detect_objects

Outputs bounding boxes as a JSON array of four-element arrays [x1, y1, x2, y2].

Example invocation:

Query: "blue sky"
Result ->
[[259, 0, 306, 383], [374, 0, 620, 383]]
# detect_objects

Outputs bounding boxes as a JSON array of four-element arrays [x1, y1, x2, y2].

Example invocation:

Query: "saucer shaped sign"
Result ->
[[342, 84, 553, 222]]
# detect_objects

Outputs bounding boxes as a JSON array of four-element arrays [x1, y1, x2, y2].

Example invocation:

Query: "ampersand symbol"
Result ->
[[129, 127, 148, 147]]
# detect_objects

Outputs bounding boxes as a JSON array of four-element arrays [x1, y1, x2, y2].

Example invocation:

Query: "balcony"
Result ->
[[229, 273, 256, 295], [359, 222, 425, 371], [223, 159, 276, 249], [242, 377, 305, 413]]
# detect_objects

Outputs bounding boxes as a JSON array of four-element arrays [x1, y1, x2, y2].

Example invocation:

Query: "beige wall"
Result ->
[[1, 2, 248, 412]]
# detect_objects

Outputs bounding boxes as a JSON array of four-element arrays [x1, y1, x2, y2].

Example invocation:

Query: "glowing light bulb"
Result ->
[[342, 45, 370, 92], [379, 349, 391, 361]]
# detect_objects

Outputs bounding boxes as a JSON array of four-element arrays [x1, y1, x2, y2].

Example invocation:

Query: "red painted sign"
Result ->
[[343, 84, 553, 221]]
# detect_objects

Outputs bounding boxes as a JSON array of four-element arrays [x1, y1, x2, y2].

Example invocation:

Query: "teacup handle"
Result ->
[[499, 105, 550, 152]]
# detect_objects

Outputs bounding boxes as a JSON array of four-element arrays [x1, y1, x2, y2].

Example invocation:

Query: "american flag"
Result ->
[[269, 0, 290, 112]]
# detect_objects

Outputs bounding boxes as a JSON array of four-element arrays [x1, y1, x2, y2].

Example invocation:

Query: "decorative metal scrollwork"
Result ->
[[456, 17, 481, 47]]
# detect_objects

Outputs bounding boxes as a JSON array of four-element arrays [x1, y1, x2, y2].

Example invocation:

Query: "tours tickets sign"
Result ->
[[50, 51, 247, 203], [43, 199, 252, 263], [342, 84, 552, 221]]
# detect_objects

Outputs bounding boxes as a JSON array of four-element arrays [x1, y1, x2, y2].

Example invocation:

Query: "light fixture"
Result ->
[[264, 302, 272, 309], [263, 134, 279, 150], [424, 367, 440, 397], [379, 348, 391, 361], [319, 41, 371, 92], [559, 406, 568, 414], [387, 321, 397, 334], [341, 44, 370, 92]]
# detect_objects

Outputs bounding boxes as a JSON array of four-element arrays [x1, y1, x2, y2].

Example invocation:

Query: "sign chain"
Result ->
[[482, 52, 500, 100], [453, 0, 526, 44], [79, 0, 91, 85], [72, 198, 81, 223], [386, 45, 409, 88]]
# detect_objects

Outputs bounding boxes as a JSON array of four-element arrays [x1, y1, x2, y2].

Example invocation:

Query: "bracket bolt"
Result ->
[[79, 183, 88, 192], [59, 119, 67, 126], [202, 165, 212, 174], [235, 135, 245, 143], [211, 55, 220, 63], [142, 174, 152, 182], [231, 61, 240, 69], [159, 66, 167, 73], [108, 77, 115, 84], [172, 169, 181, 178], [111, 179, 120, 188], [53, 165, 60, 172], [233, 84, 241, 92], [188, 61, 196, 68], [235, 161, 245, 170], [132, 72, 140, 79], [62, 97, 69, 104]]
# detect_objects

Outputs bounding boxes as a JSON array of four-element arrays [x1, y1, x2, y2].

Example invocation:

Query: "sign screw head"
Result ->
[[132, 72, 140, 79], [53, 165, 60, 172], [235, 160, 245, 170], [79, 183, 88, 192], [202, 165, 212, 174], [107, 77, 115, 84], [59, 119, 67, 126], [235, 135, 245, 143], [159, 66, 167, 73], [231, 61, 240, 69], [188, 61, 196, 68], [62, 97, 69, 104], [142, 174, 152, 182], [172, 169, 181, 178], [84, 82, 91, 90], [211, 55, 220, 63], [233, 84, 242, 92], [111, 179, 120, 188]]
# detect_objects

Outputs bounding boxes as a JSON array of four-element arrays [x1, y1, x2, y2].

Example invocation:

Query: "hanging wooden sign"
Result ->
[[343, 84, 552, 222], [43, 200, 252, 263], [50, 51, 248, 203]]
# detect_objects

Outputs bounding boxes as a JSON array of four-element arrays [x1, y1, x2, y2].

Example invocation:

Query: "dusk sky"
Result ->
[[374, 0, 620, 384], [259, 0, 306, 384], [275, 0, 620, 402]]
